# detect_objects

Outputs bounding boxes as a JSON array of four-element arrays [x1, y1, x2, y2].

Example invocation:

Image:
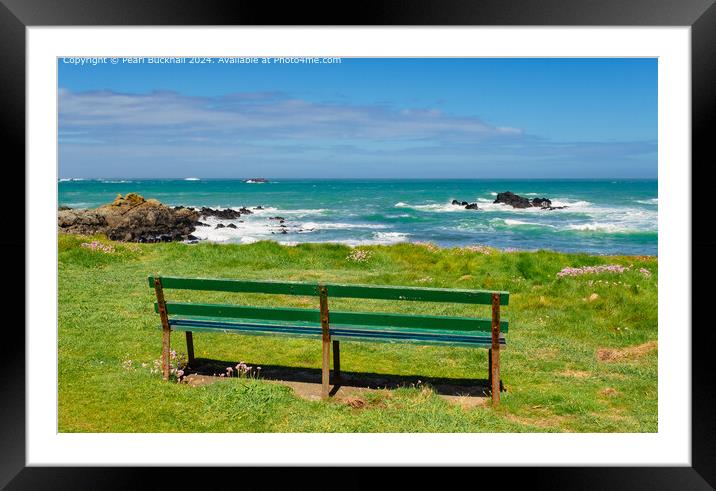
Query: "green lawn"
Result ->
[[58, 234, 658, 432]]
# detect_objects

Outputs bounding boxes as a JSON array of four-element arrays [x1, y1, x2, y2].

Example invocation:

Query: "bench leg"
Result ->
[[333, 340, 341, 384], [488, 349, 503, 394], [322, 336, 331, 399], [490, 345, 501, 404], [488, 348, 492, 389], [161, 326, 171, 381], [185, 331, 195, 367]]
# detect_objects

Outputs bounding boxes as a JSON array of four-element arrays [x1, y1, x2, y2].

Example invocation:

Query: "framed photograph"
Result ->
[[5, 0, 714, 487]]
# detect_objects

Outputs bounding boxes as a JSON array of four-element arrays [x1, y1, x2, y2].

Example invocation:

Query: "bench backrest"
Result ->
[[148, 276, 509, 333]]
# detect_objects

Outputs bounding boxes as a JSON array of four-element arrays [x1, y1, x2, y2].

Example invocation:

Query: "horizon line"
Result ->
[[58, 176, 658, 181]]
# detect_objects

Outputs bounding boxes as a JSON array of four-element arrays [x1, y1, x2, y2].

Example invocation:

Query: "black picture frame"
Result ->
[[3, 0, 714, 488]]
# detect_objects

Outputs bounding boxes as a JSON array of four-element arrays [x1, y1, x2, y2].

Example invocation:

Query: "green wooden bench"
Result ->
[[148, 276, 510, 404]]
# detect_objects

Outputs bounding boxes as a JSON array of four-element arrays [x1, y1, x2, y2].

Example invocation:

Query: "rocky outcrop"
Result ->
[[58, 193, 200, 242], [451, 199, 479, 210], [494, 191, 565, 210]]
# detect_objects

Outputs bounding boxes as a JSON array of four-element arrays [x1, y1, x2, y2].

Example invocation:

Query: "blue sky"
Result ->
[[58, 58, 657, 178]]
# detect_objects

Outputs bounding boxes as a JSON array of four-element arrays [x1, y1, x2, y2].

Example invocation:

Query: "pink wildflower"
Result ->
[[557, 264, 627, 278], [80, 240, 115, 254], [464, 245, 492, 255]]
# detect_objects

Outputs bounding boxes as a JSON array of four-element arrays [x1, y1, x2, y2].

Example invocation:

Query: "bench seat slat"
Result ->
[[166, 318, 506, 347], [167, 316, 507, 338], [148, 276, 509, 306], [158, 302, 508, 333]]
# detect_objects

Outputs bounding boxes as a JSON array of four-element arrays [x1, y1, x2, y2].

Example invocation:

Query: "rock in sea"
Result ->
[[494, 191, 566, 210], [451, 199, 479, 210]]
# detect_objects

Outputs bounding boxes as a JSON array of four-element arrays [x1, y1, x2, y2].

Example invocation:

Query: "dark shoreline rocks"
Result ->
[[191, 206, 254, 219], [200, 207, 239, 219], [213, 222, 238, 230], [494, 191, 566, 210]]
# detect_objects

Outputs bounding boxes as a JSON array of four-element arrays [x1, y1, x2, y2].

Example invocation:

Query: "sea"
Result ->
[[58, 179, 658, 256]]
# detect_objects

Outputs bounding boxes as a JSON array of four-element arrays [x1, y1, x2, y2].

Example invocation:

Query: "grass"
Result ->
[[58, 233, 658, 432]]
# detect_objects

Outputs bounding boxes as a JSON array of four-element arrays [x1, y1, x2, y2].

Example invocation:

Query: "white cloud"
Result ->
[[59, 89, 523, 143]]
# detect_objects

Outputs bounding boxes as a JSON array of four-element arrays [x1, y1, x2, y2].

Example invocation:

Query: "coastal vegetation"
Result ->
[[58, 233, 657, 432]]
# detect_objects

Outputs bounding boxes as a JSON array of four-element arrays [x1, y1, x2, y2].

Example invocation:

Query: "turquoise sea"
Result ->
[[58, 179, 658, 256]]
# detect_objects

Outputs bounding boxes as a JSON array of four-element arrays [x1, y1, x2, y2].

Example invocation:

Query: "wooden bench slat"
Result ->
[[148, 276, 509, 306], [326, 284, 508, 306], [158, 302, 509, 333], [161, 302, 320, 323], [332, 310, 508, 333], [168, 317, 508, 339], [166, 318, 507, 347], [149, 276, 320, 296]]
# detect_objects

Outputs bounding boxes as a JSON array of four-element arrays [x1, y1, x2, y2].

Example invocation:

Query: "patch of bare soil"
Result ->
[[559, 369, 591, 378], [600, 387, 619, 397], [597, 341, 657, 362], [446, 394, 489, 410], [342, 396, 368, 409], [183, 374, 215, 387], [502, 410, 568, 431]]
